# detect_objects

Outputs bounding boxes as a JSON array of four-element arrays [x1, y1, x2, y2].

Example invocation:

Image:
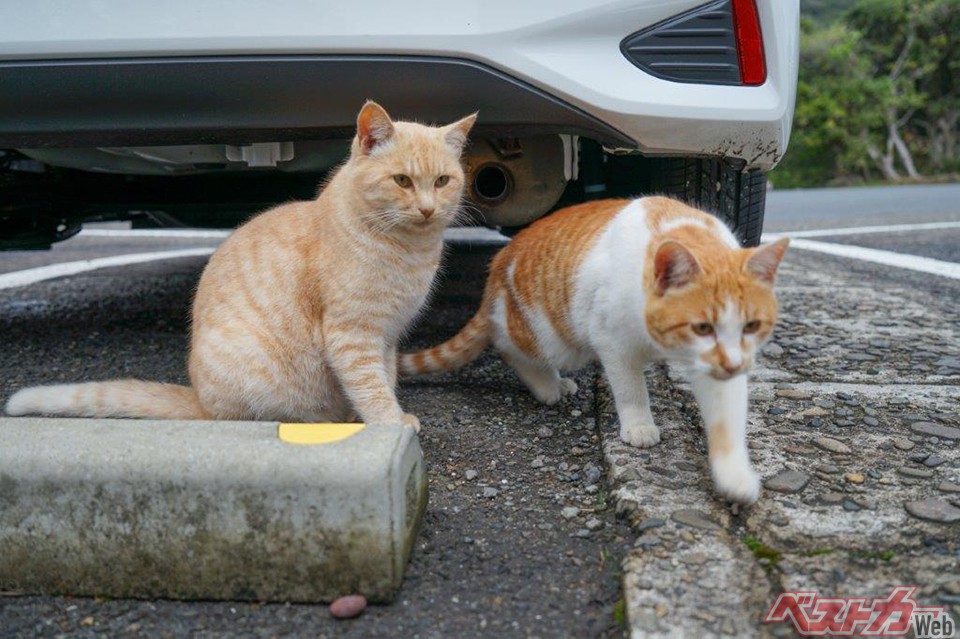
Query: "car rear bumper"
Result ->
[[0, 0, 798, 169], [0, 55, 632, 148]]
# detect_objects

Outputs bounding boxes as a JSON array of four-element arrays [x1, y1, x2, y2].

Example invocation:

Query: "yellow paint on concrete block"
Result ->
[[277, 422, 366, 445]]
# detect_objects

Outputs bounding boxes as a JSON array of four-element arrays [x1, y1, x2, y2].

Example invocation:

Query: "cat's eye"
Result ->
[[691, 322, 714, 336], [434, 175, 450, 188], [743, 320, 762, 334], [393, 174, 413, 188]]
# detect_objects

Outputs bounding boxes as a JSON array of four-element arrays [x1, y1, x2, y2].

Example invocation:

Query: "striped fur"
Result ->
[[6, 102, 477, 430], [398, 304, 491, 376], [402, 196, 789, 503]]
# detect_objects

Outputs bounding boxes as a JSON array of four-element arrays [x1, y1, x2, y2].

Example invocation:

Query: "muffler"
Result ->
[[463, 136, 567, 228]]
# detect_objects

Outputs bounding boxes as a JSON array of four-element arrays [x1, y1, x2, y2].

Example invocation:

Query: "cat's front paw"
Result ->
[[401, 413, 421, 433], [712, 464, 761, 504], [619, 421, 661, 448], [559, 378, 579, 397], [529, 378, 579, 405]]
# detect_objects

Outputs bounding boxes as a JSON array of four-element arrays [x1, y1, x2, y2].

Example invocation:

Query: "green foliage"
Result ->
[[801, 0, 859, 26], [612, 597, 626, 625], [850, 549, 896, 561], [771, 0, 960, 187], [743, 535, 782, 569]]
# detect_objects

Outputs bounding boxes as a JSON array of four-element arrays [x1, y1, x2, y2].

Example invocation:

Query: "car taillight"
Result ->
[[620, 0, 767, 86], [732, 0, 766, 85]]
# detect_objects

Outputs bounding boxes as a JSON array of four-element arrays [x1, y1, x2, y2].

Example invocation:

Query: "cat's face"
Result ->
[[349, 102, 476, 233], [645, 238, 789, 380]]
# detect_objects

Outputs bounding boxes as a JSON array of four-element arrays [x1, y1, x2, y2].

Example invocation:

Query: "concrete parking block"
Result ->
[[0, 418, 426, 603]]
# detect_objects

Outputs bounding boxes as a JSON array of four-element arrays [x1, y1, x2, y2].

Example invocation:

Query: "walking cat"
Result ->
[[400, 197, 789, 503], [7, 101, 477, 429]]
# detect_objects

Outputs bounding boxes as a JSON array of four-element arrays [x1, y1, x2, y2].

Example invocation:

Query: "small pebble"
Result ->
[[841, 499, 861, 512], [637, 518, 666, 531], [893, 439, 915, 451], [464, 469, 478, 481], [813, 437, 852, 454], [635, 535, 661, 548], [776, 389, 812, 400], [898, 466, 934, 479], [845, 473, 865, 484], [330, 594, 367, 619]]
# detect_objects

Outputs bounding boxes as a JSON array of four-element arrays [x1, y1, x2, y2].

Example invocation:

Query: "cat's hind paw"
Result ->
[[619, 421, 661, 448], [401, 413, 421, 433]]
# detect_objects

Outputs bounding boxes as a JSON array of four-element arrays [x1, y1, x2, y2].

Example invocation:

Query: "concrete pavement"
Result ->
[[0, 185, 959, 636]]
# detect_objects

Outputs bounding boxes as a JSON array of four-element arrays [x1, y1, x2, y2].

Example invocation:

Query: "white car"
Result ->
[[0, 0, 798, 249]]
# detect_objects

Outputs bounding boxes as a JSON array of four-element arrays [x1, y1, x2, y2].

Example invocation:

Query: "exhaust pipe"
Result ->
[[464, 136, 566, 228], [471, 163, 512, 206]]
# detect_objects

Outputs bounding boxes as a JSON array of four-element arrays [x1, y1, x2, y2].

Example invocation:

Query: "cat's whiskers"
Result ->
[[450, 203, 479, 228]]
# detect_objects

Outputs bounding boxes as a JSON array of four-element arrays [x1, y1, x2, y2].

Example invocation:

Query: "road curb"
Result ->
[[0, 417, 426, 603]]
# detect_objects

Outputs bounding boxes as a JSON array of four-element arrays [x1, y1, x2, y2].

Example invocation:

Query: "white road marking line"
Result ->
[[0, 248, 215, 291], [768, 220, 960, 238], [80, 226, 512, 243], [764, 236, 960, 280], [82, 228, 232, 239]]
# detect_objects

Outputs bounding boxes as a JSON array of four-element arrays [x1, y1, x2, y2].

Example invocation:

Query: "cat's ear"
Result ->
[[745, 237, 790, 284], [442, 112, 478, 155], [654, 240, 701, 295], [356, 100, 395, 154]]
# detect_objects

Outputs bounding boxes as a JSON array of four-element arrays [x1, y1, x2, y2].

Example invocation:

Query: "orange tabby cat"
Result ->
[[400, 197, 788, 502], [6, 101, 476, 430]]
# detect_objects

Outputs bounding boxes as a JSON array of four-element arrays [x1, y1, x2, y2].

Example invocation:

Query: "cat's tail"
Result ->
[[400, 303, 491, 376], [5, 380, 207, 420]]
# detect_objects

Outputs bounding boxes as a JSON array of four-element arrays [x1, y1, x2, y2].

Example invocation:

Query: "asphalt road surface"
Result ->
[[1, 184, 958, 637]]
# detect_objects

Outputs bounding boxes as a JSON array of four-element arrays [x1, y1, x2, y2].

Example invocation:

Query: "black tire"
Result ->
[[648, 157, 767, 247]]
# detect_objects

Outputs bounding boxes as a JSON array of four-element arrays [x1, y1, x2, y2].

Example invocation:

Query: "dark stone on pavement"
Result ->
[[909, 422, 960, 440], [938, 481, 960, 493], [904, 499, 960, 523], [671, 509, 722, 532], [764, 470, 811, 494], [636, 518, 666, 532], [813, 437, 852, 454], [898, 466, 935, 479]]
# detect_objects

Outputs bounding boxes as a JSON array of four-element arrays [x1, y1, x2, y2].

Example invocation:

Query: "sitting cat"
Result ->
[[400, 196, 788, 503], [6, 101, 477, 430]]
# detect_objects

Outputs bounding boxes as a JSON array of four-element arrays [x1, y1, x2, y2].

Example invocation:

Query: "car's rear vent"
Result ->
[[620, 0, 746, 86]]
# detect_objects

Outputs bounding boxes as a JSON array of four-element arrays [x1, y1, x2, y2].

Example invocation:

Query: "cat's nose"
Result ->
[[721, 362, 741, 375], [419, 208, 435, 219]]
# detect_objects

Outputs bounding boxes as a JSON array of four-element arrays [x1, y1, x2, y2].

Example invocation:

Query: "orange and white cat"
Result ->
[[6, 101, 476, 430], [401, 197, 788, 503]]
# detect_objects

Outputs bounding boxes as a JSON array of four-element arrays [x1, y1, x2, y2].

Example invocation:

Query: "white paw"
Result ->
[[559, 378, 579, 397], [531, 386, 561, 405], [620, 421, 661, 448], [712, 464, 761, 504], [401, 413, 421, 433]]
